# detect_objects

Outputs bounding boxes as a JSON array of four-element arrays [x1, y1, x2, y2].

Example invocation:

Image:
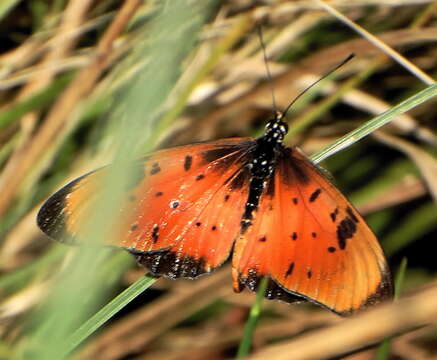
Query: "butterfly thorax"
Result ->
[[240, 114, 289, 233], [263, 113, 289, 145], [249, 113, 289, 176]]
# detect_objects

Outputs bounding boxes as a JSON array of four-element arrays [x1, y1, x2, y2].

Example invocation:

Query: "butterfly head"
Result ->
[[263, 111, 289, 144]]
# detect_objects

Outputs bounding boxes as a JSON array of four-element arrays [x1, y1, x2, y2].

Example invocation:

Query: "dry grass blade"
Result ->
[[316, 0, 435, 85], [359, 180, 427, 214], [295, 74, 437, 146], [201, 26, 437, 139], [249, 283, 437, 360], [0, 0, 93, 226], [0, 0, 142, 217]]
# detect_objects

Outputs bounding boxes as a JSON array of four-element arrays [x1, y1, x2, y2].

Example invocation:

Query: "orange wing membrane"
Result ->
[[38, 138, 256, 278], [232, 146, 393, 315]]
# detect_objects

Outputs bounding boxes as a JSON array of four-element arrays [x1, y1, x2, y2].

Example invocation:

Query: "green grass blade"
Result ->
[[311, 84, 437, 164], [0, 74, 71, 130], [0, 0, 21, 21], [236, 277, 268, 359], [393, 258, 408, 299], [384, 202, 437, 256], [0, 246, 65, 292], [64, 275, 157, 355], [376, 257, 408, 360]]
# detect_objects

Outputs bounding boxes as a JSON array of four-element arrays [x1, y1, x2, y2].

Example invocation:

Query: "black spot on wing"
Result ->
[[292, 197, 299, 205], [130, 224, 138, 231], [150, 162, 161, 175], [134, 250, 208, 279], [152, 225, 159, 243], [307, 269, 313, 279], [126, 166, 146, 190], [196, 174, 205, 181], [184, 155, 192, 171], [346, 206, 359, 223], [328, 246, 336, 253], [337, 216, 358, 250], [155, 191, 163, 197], [224, 194, 230, 202], [309, 188, 322, 202], [285, 262, 295, 278], [259, 236, 267, 242], [311, 232, 317, 238], [330, 208, 339, 222], [291, 232, 298, 241]]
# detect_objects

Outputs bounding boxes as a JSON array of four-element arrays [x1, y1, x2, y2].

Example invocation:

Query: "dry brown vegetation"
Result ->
[[1, 1, 437, 359]]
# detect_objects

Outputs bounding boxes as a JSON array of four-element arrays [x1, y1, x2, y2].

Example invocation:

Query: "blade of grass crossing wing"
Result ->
[[21, 3, 213, 360]]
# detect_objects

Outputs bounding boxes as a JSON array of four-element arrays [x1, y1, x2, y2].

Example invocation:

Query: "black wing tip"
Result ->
[[360, 272, 394, 309], [37, 192, 68, 240], [36, 177, 83, 243]]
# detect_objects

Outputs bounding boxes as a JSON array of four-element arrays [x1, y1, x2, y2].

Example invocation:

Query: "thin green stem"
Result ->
[[64, 274, 157, 356], [376, 258, 408, 360], [311, 84, 437, 164], [236, 277, 268, 359]]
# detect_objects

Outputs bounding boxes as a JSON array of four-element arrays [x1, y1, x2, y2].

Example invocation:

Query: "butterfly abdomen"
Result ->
[[239, 116, 292, 235], [240, 137, 278, 234]]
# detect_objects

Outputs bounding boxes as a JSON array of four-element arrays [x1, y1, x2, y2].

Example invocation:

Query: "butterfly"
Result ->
[[37, 106, 393, 316]]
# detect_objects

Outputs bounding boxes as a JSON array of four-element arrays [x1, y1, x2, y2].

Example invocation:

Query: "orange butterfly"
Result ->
[[37, 109, 393, 316]]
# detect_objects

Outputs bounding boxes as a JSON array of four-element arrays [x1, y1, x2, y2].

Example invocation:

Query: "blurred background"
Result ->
[[0, 1, 436, 359]]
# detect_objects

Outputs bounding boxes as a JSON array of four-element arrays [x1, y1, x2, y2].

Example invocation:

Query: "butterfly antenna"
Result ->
[[257, 26, 277, 113], [282, 53, 355, 118]]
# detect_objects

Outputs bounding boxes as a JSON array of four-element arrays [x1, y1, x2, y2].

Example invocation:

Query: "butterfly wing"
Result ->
[[38, 138, 255, 278], [233, 146, 393, 315]]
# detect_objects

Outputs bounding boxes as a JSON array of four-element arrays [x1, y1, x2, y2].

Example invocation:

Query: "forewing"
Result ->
[[233, 146, 393, 315], [38, 138, 255, 278]]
